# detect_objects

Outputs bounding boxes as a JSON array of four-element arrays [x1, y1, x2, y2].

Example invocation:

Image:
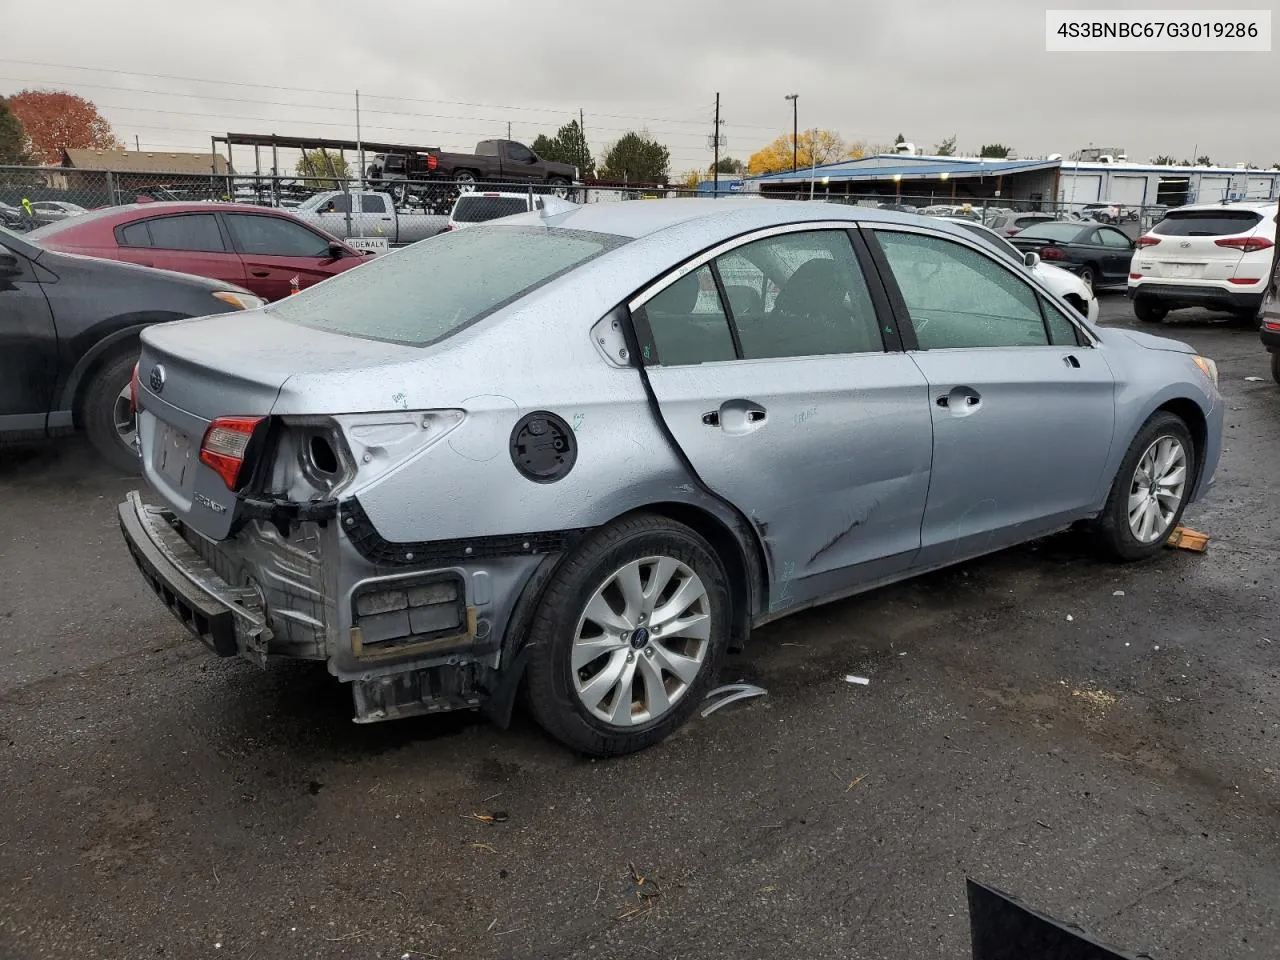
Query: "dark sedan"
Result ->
[[1008, 221, 1136, 291], [0, 225, 263, 472]]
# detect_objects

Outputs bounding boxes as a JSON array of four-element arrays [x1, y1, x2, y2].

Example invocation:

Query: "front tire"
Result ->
[[1133, 297, 1168, 324], [548, 177, 571, 199], [523, 514, 731, 757], [1093, 411, 1195, 561], [1270, 352, 1280, 385], [81, 351, 142, 474]]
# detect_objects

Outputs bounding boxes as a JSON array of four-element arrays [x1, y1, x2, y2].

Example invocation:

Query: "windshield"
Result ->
[[452, 197, 530, 223], [265, 225, 627, 346], [1015, 223, 1086, 242]]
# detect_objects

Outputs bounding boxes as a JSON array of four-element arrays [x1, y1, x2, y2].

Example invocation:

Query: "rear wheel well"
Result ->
[[1156, 397, 1207, 490], [624, 501, 767, 652], [71, 336, 140, 429]]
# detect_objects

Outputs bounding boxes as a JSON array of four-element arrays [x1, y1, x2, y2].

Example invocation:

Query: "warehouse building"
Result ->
[[1056, 161, 1280, 208]]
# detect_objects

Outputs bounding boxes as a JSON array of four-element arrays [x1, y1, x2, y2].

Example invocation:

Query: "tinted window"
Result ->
[[383, 156, 406, 173], [641, 265, 736, 366], [1098, 228, 1132, 248], [452, 196, 530, 223], [877, 231, 1049, 350], [716, 230, 883, 359], [1040, 296, 1083, 346], [226, 214, 331, 257], [1015, 223, 1088, 243], [118, 221, 152, 247], [1152, 209, 1265, 236], [507, 144, 534, 163], [265, 225, 624, 346], [144, 214, 225, 252]]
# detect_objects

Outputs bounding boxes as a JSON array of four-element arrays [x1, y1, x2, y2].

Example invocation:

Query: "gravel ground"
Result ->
[[1, 293, 1277, 960]]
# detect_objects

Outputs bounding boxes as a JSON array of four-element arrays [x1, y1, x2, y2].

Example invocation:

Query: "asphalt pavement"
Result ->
[[2, 294, 1278, 960]]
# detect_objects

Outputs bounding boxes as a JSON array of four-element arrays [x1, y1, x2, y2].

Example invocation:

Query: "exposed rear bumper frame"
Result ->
[[118, 490, 270, 661]]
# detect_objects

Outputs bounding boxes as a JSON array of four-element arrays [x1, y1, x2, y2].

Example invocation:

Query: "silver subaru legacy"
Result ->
[[118, 198, 1223, 756]]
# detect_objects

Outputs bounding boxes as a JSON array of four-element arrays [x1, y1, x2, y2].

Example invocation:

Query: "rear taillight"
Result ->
[[1215, 236, 1275, 253], [1228, 277, 1262, 284], [1136, 235, 1160, 248], [130, 361, 140, 413], [1130, 272, 1142, 279], [200, 416, 265, 490], [427, 154, 438, 171], [1040, 246, 1066, 261]]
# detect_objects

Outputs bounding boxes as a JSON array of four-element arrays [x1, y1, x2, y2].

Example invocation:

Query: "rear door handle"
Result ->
[[1063, 354, 1081, 368], [703, 399, 768, 433], [251, 270, 270, 277]]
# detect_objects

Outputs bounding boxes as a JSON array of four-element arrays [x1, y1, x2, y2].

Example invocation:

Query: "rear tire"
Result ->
[[523, 514, 731, 757], [1270, 352, 1280, 385], [1093, 411, 1195, 562], [1133, 297, 1168, 324], [453, 171, 477, 193], [81, 351, 142, 474], [1078, 265, 1096, 292]]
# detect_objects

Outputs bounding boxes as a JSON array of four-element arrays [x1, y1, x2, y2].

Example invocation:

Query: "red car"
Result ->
[[27, 202, 365, 301]]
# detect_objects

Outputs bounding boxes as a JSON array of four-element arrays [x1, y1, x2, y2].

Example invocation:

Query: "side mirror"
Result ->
[[327, 241, 347, 259], [1023, 251, 1040, 268]]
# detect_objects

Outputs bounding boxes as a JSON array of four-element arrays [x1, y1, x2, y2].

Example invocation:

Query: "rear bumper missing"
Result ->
[[118, 490, 269, 659]]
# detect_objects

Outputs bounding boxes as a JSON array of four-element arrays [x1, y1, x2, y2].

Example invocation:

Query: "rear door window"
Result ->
[[118, 221, 152, 247], [639, 265, 737, 366], [359, 195, 387, 214], [1152, 209, 1265, 236], [140, 214, 226, 252], [265, 225, 626, 346], [225, 214, 331, 257]]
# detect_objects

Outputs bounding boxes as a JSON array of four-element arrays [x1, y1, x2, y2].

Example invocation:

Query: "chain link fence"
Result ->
[[1, 166, 1175, 243], [0, 165, 703, 237]]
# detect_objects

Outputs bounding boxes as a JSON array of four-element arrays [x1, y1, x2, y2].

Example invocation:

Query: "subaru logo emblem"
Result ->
[[149, 364, 166, 393]]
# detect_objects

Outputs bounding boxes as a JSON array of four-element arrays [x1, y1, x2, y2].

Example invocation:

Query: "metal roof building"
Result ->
[[1056, 160, 1280, 208], [747, 155, 1062, 206]]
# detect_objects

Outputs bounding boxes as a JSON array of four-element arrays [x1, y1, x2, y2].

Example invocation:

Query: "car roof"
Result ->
[[25, 201, 320, 240], [1167, 200, 1277, 213], [495, 197, 954, 241]]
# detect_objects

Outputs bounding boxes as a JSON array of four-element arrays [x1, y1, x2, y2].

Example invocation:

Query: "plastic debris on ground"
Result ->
[[844, 675, 871, 685], [700, 683, 767, 717]]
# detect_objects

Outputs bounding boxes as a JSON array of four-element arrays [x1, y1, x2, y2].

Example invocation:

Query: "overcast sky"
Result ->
[[2, 0, 1276, 174]]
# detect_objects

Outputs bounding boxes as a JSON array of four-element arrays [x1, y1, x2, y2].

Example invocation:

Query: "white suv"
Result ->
[[445, 192, 534, 231], [1129, 201, 1277, 327]]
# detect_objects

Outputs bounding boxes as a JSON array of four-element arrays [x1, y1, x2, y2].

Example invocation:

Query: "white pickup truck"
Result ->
[[290, 189, 446, 248]]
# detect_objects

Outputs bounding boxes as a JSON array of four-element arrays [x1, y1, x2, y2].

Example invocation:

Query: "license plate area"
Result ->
[[1170, 262, 1205, 279], [155, 423, 196, 489]]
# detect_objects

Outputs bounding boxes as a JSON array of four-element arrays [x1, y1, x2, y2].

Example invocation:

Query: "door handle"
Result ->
[[1063, 354, 1081, 368], [703, 400, 767, 433], [937, 387, 982, 415], [251, 270, 270, 277]]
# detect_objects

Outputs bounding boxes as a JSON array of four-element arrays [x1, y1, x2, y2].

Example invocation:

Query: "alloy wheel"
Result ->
[[1127, 435, 1187, 543], [571, 556, 711, 727], [112, 382, 138, 454]]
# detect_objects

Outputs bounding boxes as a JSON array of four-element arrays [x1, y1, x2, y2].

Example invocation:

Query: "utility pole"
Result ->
[[134, 135, 140, 151], [785, 94, 798, 172], [355, 89, 364, 193], [713, 93, 722, 196], [809, 128, 818, 200], [580, 107, 586, 174], [507, 121, 512, 139]]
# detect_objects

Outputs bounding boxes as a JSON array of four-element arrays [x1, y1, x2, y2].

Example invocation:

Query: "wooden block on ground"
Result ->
[[1165, 526, 1209, 552]]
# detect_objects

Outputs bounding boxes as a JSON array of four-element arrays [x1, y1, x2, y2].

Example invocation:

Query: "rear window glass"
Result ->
[[452, 197, 530, 223], [1015, 223, 1086, 242], [1152, 210, 1264, 236], [265, 225, 626, 346]]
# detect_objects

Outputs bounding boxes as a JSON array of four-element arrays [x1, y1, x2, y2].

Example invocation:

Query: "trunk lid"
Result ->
[[1138, 207, 1266, 282], [136, 309, 412, 539]]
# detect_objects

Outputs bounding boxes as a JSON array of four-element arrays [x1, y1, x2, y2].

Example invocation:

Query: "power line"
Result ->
[[0, 58, 781, 131]]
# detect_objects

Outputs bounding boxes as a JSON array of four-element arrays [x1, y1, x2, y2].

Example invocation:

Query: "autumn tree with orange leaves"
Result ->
[[6, 89, 120, 165], [747, 130, 864, 176]]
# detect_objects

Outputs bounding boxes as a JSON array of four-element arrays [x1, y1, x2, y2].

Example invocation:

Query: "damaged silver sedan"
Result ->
[[119, 198, 1224, 756]]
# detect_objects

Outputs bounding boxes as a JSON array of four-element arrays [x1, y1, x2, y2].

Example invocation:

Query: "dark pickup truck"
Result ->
[[367, 139, 578, 196]]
